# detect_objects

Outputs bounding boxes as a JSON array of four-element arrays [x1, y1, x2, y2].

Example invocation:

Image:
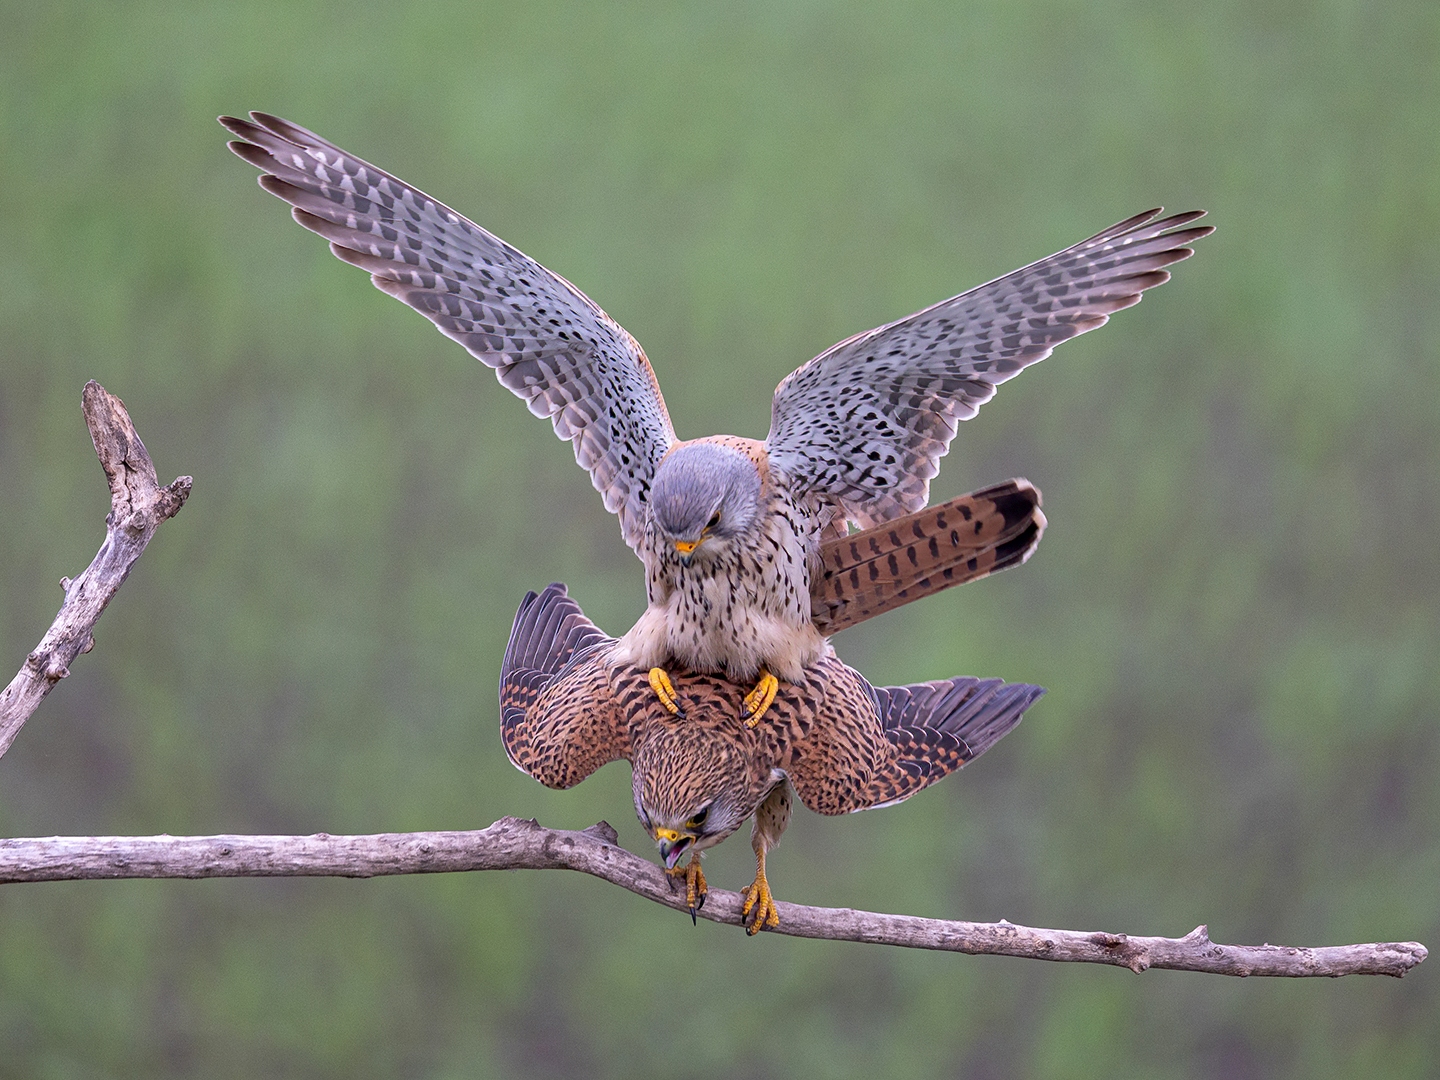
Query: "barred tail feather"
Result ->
[[811, 480, 1045, 635]]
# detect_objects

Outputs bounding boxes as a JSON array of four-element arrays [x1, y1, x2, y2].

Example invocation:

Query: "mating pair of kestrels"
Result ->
[[223, 112, 1210, 932]]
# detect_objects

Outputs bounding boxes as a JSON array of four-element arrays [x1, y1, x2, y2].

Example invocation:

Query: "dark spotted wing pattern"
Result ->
[[222, 113, 676, 551], [766, 209, 1212, 528], [499, 584, 629, 788], [811, 479, 1045, 635]]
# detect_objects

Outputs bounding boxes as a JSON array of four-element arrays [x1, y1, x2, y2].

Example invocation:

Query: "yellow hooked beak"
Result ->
[[676, 522, 718, 557], [654, 827, 693, 869]]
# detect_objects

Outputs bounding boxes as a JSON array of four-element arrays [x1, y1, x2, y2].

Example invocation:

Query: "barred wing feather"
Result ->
[[222, 112, 675, 552], [766, 209, 1211, 528]]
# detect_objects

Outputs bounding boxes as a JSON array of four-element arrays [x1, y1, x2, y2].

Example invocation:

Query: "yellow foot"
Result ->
[[740, 868, 781, 935], [742, 669, 779, 727], [648, 667, 683, 718], [664, 854, 708, 924]]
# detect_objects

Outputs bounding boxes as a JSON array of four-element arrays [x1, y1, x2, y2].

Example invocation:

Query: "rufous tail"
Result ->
[[810, 479, 1044, 635]]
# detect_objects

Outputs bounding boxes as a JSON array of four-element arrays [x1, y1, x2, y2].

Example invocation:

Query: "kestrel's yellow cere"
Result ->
[[500, 584, 1043, 933], [223, 112, 1209, 723]]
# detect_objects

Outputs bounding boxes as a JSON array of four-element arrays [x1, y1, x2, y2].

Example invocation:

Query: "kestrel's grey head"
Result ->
[[648, 442, 762, 561]]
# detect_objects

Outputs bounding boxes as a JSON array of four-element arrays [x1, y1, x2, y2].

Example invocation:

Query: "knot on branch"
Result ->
[[24, 649, 69, 683], [582, 821, 620, 845], [496, 816, 544, 833], [156, 476, 194, 520]]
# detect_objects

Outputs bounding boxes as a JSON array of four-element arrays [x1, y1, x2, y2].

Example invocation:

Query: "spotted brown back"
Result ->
[[501, 584, 1044, 822]]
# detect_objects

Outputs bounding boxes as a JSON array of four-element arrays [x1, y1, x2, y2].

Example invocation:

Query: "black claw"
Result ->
[[696, 891, 706, 911], [690, 907, 698, 926]]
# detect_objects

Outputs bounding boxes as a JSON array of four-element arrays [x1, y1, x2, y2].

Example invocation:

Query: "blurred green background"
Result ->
[[2, 1, 1436, 1076]]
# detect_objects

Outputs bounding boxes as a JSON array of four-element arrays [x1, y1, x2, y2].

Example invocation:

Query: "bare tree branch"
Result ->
[[2, 386, 1425, 980], [0, 382, 191, 759], [0, 817, 1424, 977]]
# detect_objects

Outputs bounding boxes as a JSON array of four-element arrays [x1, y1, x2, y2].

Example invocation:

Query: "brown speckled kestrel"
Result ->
[[223, 111, 1208, 723], [500, 583, 1044, 933]]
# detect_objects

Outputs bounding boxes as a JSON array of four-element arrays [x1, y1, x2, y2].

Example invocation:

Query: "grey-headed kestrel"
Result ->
[[501, 583, 1043, 933], [222, 112, 1210, 723]]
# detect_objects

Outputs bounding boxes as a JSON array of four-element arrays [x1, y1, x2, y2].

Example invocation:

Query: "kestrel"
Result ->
[[222, 112, 1209, 722], [501, 582, 1043, 932]]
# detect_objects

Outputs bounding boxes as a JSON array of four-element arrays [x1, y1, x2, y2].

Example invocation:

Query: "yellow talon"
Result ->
[[648, 667, 683, 717], [742, 669, 779, 727], [740, 863, 780, 935], [665, 853, 708, 923]]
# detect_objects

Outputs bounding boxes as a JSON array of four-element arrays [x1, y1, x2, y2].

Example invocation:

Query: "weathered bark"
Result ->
[[0, 817, 1425, 978], [0, 381, 191, 758]]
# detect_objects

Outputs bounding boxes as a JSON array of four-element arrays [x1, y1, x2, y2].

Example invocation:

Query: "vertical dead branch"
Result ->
[[0, 381, 191, 757]]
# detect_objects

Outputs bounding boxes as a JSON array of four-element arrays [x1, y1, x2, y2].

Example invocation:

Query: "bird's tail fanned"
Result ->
[[810, 479, 1045, 635]]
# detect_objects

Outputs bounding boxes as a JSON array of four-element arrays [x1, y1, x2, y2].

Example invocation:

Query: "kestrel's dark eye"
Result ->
[[706, 513, 721, 529], [685, 806, 710, 831]]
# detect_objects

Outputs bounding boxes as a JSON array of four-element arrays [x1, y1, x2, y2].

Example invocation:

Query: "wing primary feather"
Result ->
[[222, 112, 675, 552], [500, 582, 611, 685], [767, 209, 1211, 528], [498, 583, 626, 788], [853, 676, 1045, 811]]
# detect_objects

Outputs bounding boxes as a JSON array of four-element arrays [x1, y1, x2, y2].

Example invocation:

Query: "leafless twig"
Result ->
[[0, 381, 191, 758], [0, 817, 1425, 977]]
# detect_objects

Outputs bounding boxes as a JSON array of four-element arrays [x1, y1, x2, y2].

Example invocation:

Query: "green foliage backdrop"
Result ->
[[1, 2, 1436, 1076]]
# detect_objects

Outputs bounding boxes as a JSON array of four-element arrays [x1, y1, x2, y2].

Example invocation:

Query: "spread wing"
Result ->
[[222, 113, 676, 551], [787, 669, 1043, 815], [766, 209, 1212, 528], [811, 479, 1045, 634], [499, 583, 630, 788]]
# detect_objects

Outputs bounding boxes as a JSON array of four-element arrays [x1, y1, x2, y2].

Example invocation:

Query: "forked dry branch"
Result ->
[[0, 385, 1426, 978]]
